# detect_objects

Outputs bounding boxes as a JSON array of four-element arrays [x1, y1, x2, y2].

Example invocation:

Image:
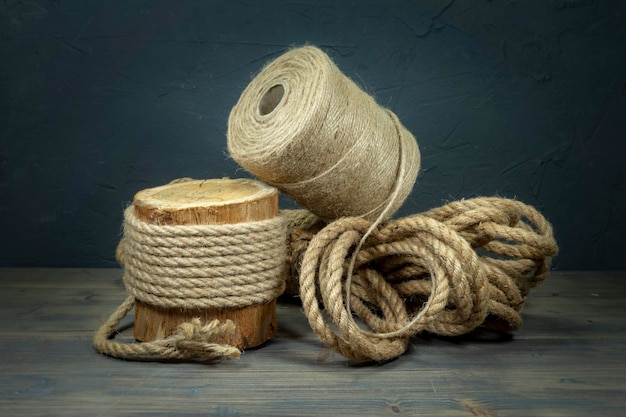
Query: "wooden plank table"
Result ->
[[0, 269, 624, 416]]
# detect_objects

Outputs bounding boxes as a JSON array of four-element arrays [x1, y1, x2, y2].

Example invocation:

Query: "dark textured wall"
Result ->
[[1, 0, 624, 269]]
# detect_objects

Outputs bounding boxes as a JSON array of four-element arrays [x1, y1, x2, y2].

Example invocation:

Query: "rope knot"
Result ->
[[93, 297, 241, 361], [163, 318, 241, 360]]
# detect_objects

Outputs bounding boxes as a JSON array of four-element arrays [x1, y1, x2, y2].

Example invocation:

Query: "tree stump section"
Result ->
[[131, 178, 280, 349]]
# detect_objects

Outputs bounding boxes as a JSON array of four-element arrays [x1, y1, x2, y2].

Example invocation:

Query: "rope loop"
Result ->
[[294, 197, 558, 361], [93, 296, 241, 361]]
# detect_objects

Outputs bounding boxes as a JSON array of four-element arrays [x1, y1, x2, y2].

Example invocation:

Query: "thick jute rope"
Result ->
[[94, 196, 557, 363], [227, 46, 420, 222], [93, 206, 287, 361], [286, 198, 558, 361]]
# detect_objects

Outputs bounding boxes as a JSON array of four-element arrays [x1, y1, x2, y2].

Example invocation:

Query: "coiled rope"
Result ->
[[287, 197, 557, 361]]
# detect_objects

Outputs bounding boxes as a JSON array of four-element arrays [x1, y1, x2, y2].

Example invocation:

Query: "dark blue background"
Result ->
[[1, 0, 624, 269]]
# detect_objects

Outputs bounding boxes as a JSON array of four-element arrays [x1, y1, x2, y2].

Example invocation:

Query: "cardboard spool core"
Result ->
[[132, 178, 280, 349], [258, 83, 285, 117]]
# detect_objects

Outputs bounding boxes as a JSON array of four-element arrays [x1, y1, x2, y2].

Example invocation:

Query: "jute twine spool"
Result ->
[[227, 46, 421, 222]]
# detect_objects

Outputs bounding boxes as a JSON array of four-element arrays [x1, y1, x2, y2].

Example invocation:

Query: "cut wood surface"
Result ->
[[131, 178, 279, 348], [1, 269, 625, 416]]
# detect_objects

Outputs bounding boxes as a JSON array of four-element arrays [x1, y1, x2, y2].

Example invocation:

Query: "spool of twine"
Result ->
[[227, 46, 421, 222]]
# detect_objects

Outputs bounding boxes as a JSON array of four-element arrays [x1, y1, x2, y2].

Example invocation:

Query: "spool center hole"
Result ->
[[258, 84, 285, 116]]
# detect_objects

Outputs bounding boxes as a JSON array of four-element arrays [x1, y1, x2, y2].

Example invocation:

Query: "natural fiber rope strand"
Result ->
[[340, 108, 411, 347]]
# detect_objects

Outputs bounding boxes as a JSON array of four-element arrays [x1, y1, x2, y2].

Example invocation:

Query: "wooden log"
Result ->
[[131, 178, 280, 349]]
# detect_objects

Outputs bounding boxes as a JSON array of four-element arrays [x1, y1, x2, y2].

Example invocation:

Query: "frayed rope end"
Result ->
[[168, 318, 241, 360], [93, 298, 242, 362]]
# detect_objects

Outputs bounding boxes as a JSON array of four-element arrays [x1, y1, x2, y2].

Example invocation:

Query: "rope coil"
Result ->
[[289, 197, 558, 361]]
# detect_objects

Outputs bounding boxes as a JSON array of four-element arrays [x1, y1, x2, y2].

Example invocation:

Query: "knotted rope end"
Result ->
[[168, 318, 242, 360], [93, 298, 242, 362]]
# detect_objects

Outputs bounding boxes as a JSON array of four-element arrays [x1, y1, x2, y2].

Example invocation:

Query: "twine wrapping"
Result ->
[[93, 206, 287, 361], [227, 46, 420, 222]]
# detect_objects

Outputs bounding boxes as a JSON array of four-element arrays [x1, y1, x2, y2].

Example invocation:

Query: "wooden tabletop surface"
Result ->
[[1, 269, 624, 416]]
